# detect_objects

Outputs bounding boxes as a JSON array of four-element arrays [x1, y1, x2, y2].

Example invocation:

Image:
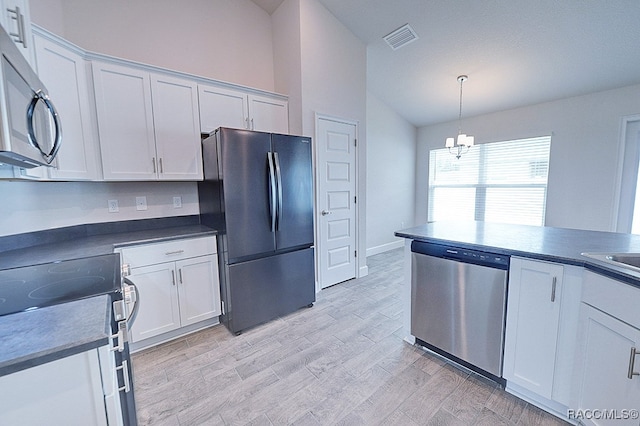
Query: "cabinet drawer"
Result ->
[[119, 236, 216, 268], [582, 270, 640, 328]]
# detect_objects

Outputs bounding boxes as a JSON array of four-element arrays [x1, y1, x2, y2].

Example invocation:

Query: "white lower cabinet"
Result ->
[[503, 257, 583, 418], [128, 261, 182, 341], [572, 271, 640, 426], [118, 236, 220, 348], [177, 255, 220, 326], [0, 346, 122, 425], [504, 257, 564, 397]]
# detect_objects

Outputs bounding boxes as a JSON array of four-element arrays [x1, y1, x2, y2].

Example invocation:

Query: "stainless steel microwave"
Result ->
[[0, 24, 61, 168]]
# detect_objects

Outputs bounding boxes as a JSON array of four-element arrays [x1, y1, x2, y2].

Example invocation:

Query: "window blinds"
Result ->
[[428, 136, 551, 226]]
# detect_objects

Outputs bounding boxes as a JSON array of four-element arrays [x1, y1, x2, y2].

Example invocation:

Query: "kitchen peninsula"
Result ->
[[396, 221, 640, 425]]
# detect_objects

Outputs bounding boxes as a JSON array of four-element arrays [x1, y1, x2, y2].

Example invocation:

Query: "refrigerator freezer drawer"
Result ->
[[226, 247, 315, 334]]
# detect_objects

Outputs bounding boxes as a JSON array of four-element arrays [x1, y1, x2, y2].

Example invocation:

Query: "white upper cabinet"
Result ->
[[248, 93, 289, 134], [93, 61, 157, 180], [0, 0, 35, 67], [199, 85, 249, 133], [93, 61, 202, 181], [199, 83, 289, 134], [33, 29, 101, 180], [150, 74, 202, 180]]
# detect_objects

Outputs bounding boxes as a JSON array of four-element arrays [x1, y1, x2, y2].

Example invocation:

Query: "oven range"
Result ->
[[0, 253, 138, 425]]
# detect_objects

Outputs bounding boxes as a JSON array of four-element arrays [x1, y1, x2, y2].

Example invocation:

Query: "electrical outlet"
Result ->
[[136, 196, 147, 211], [108, 199, 119, 213], [173, 196, 182, 208]]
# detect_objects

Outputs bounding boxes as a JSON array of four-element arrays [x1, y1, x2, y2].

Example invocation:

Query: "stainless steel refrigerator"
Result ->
[[198, 127, 315, 334]]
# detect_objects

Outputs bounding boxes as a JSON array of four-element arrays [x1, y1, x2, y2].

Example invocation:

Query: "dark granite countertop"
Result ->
[[0, 216, 219, 377], [0, 295, 111, 376], [0, 216, 217, 269], [395, 221, 640, 288]]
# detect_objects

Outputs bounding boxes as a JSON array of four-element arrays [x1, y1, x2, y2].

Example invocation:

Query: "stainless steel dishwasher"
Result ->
[[411, 240, 509, 384]]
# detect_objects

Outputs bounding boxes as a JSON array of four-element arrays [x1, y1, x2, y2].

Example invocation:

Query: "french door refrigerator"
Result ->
[[198, 127, 315, 334]]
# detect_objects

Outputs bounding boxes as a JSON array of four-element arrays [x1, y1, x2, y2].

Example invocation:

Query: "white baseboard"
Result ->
[[359, 265, 369, 277], [366, 239, 404, 257]]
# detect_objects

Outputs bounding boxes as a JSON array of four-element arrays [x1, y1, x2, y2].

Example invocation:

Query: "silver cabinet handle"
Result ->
[[551, 276, 557, 302], [116, 360, 131, 393], [165, 250, 184, 256], [171, 270, 176, 286], [7, 7, 27, 47], [251, 118, 255, 130], [152, 157, 157, 173], [159, 157, 164, 173], [179, 269, 183, 284], [321, 210, 331, 216], [628, 347, 639, 379]]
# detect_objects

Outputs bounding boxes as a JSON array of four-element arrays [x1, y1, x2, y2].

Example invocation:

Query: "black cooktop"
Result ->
[[0, 253, 121, 316]]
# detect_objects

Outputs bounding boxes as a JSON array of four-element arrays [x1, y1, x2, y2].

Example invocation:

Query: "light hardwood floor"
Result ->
[[132, 248, 569, 426]]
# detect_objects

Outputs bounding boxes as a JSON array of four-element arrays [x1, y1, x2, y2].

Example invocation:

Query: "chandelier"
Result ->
[[445, 75, 474, 159]]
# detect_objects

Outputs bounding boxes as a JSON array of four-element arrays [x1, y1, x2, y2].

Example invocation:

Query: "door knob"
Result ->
[[321, 210, 331, 216]]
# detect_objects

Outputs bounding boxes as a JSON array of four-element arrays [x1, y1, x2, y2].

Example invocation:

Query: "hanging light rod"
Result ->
[[445, 74, 474, 159]]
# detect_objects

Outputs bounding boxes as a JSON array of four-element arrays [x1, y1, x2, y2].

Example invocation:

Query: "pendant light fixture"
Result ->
[[445, 75, 474, 159]]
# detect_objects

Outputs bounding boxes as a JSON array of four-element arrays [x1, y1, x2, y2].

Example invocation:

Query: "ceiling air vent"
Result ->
[[383, 24, 418, 50]]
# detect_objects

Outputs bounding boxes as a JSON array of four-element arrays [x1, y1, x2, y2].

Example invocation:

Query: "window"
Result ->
[[616, 117, 640, 233], [428, 136, 551, 226]]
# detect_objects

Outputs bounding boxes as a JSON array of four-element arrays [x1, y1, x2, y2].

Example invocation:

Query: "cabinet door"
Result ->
[[151, 74, 202, 180], [93, 61, 157, 180], [0, 350, 107, 425], [503, 257, 564, 398], [34, 34, 100, 180], [198, 84, 249, 133], [128, 263, 181, 342], [575, 304, 640, 426], [248, 94, 289, 134], [176, 254, 221, 327]]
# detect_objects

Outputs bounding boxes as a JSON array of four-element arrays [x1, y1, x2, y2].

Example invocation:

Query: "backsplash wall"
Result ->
[[0, 181, 199, 237]]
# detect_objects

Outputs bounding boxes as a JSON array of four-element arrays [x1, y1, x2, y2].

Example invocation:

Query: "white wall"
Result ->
[[366, 92, 416, 256], [272, 0, 303, 135], [30, 0, 275, 91], [298, 0, 368, 273], [0, 181, 199, 237], [416, 84, 640, 232]]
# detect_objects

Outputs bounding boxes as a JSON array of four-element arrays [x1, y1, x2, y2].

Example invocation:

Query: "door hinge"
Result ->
[[354, 138, 357, 147], [354, 250, 357, 258], [221, 300, 225, 315], [354, 196, 357, 203]]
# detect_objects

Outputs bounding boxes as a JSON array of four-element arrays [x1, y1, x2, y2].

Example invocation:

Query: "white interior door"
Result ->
[[316, 116, 357, 289]]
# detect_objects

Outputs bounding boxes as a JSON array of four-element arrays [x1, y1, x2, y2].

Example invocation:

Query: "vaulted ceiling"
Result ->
[[253, 0, 640, 127]]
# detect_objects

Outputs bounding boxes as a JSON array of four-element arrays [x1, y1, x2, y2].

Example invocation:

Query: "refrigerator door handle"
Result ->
[[267, 152, 277, 233], [274, 151, 283, 231]]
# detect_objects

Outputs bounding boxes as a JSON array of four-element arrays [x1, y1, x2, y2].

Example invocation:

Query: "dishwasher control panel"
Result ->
[[411, 240, 509, 270]]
